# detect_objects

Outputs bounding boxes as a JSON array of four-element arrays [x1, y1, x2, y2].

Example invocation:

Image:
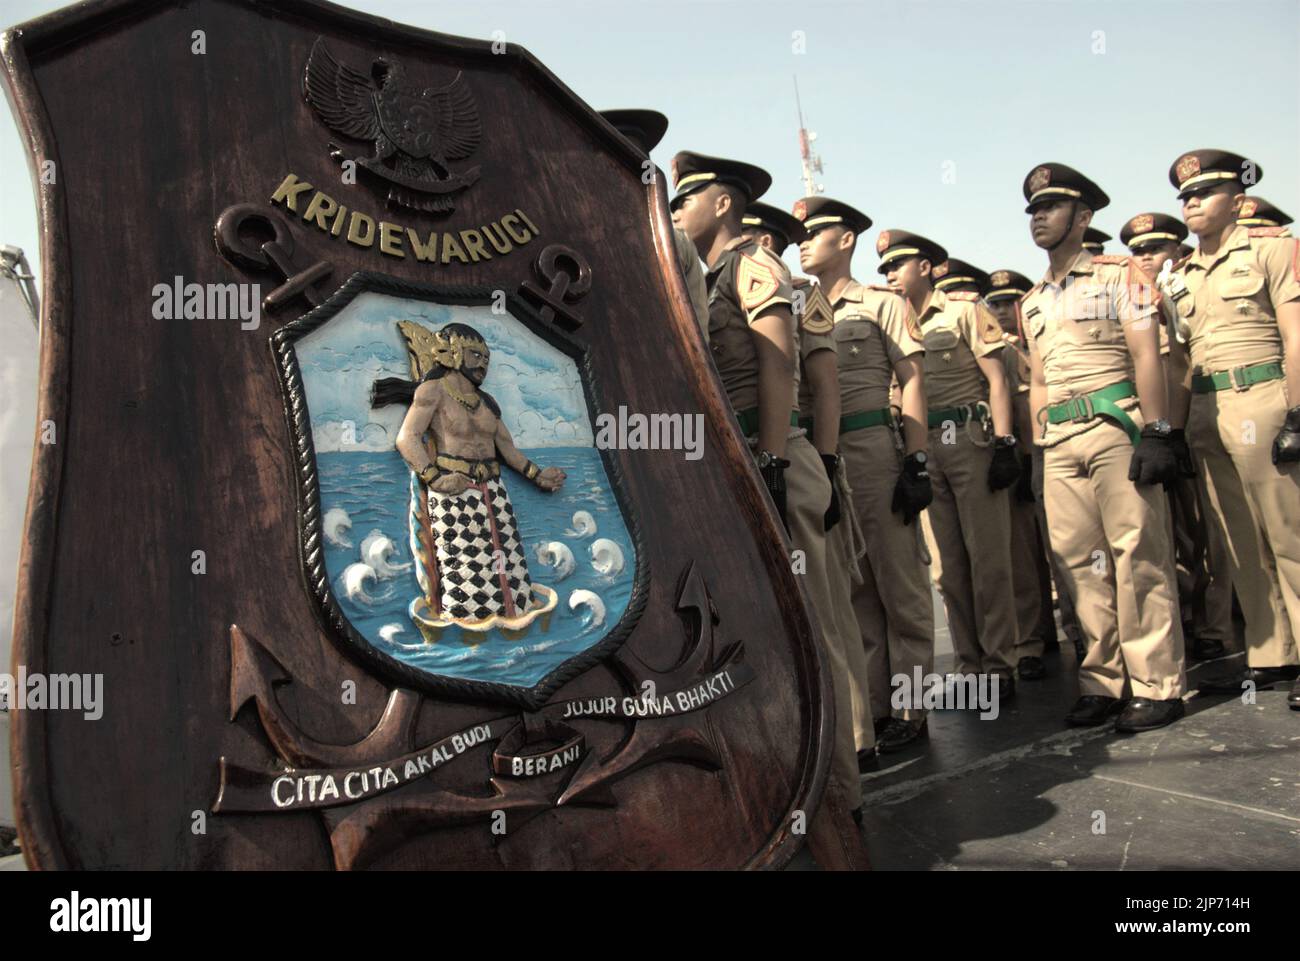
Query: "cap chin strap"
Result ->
[[1046, 200, 1079, 253]]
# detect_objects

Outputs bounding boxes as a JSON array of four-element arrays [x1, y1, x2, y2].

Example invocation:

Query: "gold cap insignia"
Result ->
[[1131, 214, 1154, 233], [1175, 154, 1201, 184], [991, 270, 1010, 287], [1029, 166, 1051, 192], [876, 230, 890, 254], [792, 200, 807, 221], [1240, 199, 1258, 218], [932, 261, 950, 279], [670, 158, 680, 185]]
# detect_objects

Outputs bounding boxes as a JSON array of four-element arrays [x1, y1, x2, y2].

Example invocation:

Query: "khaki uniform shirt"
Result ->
[[1022, 251, 1157, 446], [1169, 225, 1300, 375], [673, 227, 710, 344], [792, 280, 837, 414], [999, 332, 1031, 395], [829, 280, 924, 415], [917, 288, 1005, 408], [706, 235, 796, 414]]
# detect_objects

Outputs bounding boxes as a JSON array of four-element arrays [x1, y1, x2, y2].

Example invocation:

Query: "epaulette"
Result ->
[[946, 290, 980, 301], [866, 283, 895, 293], [1172, 252, 1193, 271], [1248, 226, 1288, 238], [1090, 255, 1129, 266]]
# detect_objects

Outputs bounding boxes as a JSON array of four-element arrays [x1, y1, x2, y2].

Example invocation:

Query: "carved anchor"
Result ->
[[518, 244, 592, 331], [214, 203, 334, 313]]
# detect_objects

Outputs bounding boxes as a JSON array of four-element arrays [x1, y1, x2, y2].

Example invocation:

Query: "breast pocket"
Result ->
[[1062, 287, 1118, 344], [834, 319, 876, 369], [1219, 269, 1266, 318], [922, 325, 961, 357]]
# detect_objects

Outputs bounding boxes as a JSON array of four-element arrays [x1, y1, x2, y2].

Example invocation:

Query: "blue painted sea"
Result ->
[[318, 447, 635, 688]]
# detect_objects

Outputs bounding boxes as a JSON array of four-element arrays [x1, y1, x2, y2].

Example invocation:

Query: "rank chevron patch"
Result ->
[[736, 253, 779, 311], [799, 284, 835, 335]]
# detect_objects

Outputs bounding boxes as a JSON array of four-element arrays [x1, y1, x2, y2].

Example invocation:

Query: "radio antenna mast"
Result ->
[[794, 76, 824, 197]]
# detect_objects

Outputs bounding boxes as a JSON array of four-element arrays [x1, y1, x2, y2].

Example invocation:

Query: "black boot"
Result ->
[[877, 717, 928, 753], [1199, 665, 1299, 695], [1115, 697, 1185, 732], [1017, 655, 1047, 680]]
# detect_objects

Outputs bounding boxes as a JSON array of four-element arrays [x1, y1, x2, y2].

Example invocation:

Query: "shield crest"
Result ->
[[3, 0, 848, 870], [273, 275, 644, 706]]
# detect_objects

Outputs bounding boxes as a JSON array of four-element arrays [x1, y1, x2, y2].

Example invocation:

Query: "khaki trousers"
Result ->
[[1042, 420, 1187, 699], [785, 434, 863, 809], [1010, 492, 1054, 658], [1186, 379, 1300, 668], [839, 425, 935, 722], [1033, 447, 1084, 645], [920, 427, 1017, 677], [824, 493, 876, 752]]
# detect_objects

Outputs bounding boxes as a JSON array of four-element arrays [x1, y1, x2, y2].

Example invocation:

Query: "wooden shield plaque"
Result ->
[[2, 0, 854, 869]]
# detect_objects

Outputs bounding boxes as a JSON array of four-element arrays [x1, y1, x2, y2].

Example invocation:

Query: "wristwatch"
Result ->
[[994, 434, 1018, 449], [1148, 419, 1173, 437], [908, 451, 928, 466], [757, 450, 790, 470]]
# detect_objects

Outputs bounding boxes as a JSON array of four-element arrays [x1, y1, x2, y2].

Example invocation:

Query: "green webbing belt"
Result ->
[[1046, 380, 1140, 446], [1190, 361, 1284, 395], [736, 407, 800, 435], [837, 408, 894, 435], [801, 409, 895, 435], [927, 404, 989, 429]]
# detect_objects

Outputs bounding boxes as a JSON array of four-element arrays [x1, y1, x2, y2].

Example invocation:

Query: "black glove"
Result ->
[[987, 441, 1021, 491], [1170, 428, 1196, 478], [820, 453, 841, 531], [1127, 427, 1180, 487], [1272, 406, 1300, 465], [759, 459, 789, 532], [1015, 453, 1035, 503], [891, 452, 933, 526]]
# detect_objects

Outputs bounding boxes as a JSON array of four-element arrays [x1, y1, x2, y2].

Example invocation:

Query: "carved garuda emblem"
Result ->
[[304, 38, 482, 213]]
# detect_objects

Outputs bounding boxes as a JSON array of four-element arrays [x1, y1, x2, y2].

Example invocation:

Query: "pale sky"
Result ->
[[2, 0, 1298, 287]]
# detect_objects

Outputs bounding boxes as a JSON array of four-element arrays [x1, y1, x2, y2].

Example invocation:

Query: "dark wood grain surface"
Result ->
[[2, 0, 856, 869]]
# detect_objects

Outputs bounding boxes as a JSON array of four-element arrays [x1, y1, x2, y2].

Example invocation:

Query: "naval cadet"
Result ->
[[1237, 196, 1293, 237], [884, 234, 1020, 698], [1082, 227, 1111, 256], [931, 258, 990, 296], [795, 199, 937, 753], [986, 268, 1058, 679], [1120, 210, 1231, 662], [743, 201, 879, 766], [1020, 162, 1187, 731], [1161, 149, 1300, 711], [669, 153, 867, 813]]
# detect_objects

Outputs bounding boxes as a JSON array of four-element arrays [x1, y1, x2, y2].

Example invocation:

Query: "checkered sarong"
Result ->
[[426, 477, 533, 620]]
